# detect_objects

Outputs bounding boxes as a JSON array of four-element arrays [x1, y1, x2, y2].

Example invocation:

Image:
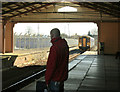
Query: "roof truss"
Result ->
[[1, 2, 120, 22]]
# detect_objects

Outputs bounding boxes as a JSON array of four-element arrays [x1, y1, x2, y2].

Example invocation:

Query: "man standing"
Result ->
[[45, 28, 69, 92]]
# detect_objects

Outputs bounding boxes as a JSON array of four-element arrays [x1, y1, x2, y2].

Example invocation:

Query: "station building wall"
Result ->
[[0, 22, 14, 53], [5, 21, 14, 53], [0, 23, 3, 53], [118, 22, 120, 51], [99, 22, 119, 54]]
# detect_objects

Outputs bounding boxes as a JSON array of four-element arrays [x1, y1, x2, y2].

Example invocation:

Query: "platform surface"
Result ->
[[18, 55, 120, 92]]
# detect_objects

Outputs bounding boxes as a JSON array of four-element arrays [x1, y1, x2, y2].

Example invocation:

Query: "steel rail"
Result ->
[[2, 68, 46, 92]]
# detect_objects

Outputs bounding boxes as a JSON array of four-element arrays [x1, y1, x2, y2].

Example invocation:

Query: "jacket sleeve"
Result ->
[[45, 46, 57, 84]]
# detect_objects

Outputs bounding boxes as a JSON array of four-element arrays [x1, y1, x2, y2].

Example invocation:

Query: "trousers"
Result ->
[[48, 81, 64, 92]]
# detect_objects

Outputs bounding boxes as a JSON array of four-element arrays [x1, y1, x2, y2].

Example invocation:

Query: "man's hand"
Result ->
[[46, 84, 49, 88], [46, 84, 51, 92]]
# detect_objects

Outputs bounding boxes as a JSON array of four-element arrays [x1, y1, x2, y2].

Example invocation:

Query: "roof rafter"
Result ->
[[2, 2, 17, 7], [2, 2, 42, 15], [77, 2, 120, 18], [92, 2, 120, 17], [3, 3, 53, 20]]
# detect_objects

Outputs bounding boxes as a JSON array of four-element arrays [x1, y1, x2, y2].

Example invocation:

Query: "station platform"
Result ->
[[18, 54, 120, 92]]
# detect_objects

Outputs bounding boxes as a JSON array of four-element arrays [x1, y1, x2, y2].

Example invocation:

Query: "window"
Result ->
[[58, 6, 77, 12]]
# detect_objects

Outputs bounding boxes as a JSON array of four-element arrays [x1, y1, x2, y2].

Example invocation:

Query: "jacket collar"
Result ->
[[51, 37, 61, 44]]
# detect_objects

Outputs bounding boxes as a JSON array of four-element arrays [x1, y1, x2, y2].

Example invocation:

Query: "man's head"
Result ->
[[50, 28, 60, 39]]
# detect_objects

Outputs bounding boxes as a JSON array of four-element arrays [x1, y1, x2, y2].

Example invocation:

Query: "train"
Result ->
[[78, 36, 95, 52]]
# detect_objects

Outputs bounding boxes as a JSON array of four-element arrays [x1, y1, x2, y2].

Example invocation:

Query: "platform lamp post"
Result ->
[[37, 23, 40, 49], [19, 33, 22, 49], [24, 33, 27, 49], [68, 23, 70, 38]]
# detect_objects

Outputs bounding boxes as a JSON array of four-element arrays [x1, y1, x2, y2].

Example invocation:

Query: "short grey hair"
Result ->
[[50, 28, 60, 37]]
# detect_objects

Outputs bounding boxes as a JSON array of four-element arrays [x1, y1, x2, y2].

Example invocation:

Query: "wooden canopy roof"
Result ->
[[1, 2, 120, 23]]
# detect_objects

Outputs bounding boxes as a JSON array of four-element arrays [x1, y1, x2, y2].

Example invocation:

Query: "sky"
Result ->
[[13, 22, 98, 36]]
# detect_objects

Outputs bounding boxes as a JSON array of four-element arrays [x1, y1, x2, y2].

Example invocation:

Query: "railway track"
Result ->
[[1, 47, 82, 92], [2, 66, 46, 92]]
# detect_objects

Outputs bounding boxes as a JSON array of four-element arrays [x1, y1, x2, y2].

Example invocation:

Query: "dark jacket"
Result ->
[[45, 37, 69, 84]]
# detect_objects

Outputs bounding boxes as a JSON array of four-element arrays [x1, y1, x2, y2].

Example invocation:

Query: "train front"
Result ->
[[78, 36, 91, 52]]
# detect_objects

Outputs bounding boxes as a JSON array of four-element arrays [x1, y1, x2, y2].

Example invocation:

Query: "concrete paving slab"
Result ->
[[68, 72, 86, 79], [69, 60, 81, 70], [105, 82, 120, 90], [64, 78, 81, 90], [75, 55, 86, 60], [81, 78, 105, 88]]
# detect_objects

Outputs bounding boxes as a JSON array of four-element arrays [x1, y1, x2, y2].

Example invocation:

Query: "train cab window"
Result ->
[[87, 38, 90, 42]]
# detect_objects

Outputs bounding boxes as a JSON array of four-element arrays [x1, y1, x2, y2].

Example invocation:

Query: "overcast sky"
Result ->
[[13, 22, 98, 36]]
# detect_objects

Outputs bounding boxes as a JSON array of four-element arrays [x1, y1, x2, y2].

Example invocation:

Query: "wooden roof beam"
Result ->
[[93, 2, 120, 14], [2, 2, 17, 7], [3, 3, 53, 20], [78, 2, 120, 18], [2, 2, 42, 15]]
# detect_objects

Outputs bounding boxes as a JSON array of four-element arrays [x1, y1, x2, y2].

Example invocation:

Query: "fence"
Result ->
[[14, 35, 78, 50]]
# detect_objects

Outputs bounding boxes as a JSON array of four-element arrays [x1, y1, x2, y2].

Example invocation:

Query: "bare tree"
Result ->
[[90, 28, 98, 35]]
